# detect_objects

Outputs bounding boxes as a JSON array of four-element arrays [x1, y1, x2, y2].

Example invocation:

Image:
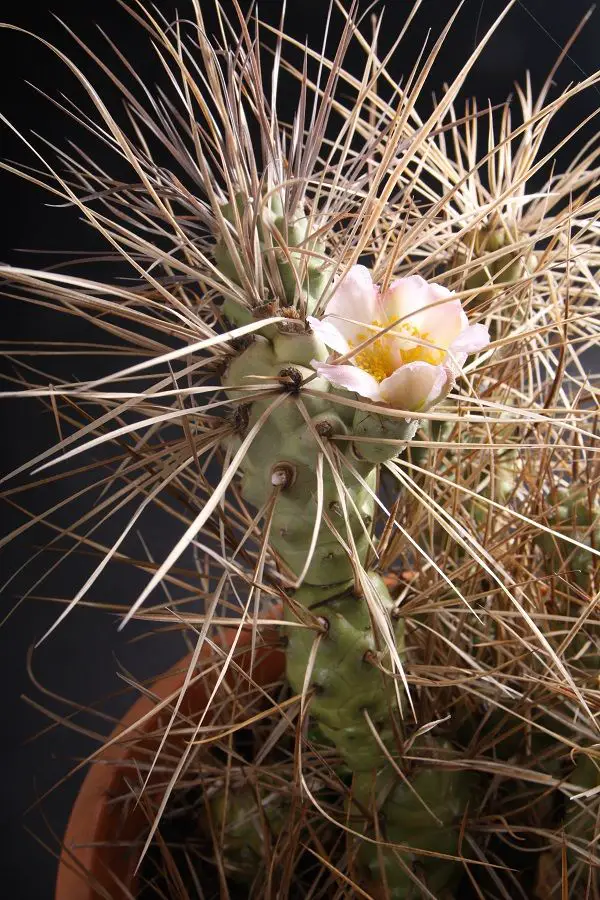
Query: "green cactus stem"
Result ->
[[215, 192, 332, 329], [223, 330, 401, 583], [217, 221, 474, 895], [455, 222, 537, 315], [351, 754, 475, 900], [535, 487, 599, 664], [537, 488, 599, 590], [352, 410, 420, 464], [565, 753, 600, 866], [208, 786, 288, 881], [285, 573, 403, 772]]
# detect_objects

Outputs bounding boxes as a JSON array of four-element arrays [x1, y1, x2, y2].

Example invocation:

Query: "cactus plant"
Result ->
[[2, 2, 600, 899]]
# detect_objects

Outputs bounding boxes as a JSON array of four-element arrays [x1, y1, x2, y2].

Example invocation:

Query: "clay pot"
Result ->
[[55, 622, 284, 900]]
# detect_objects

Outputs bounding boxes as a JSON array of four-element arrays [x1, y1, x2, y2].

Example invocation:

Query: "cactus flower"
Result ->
[[308, 265, 489, 412]]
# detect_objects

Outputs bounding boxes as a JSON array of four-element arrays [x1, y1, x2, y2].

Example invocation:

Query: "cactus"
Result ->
[[208, 786, 289, 881], [537, 488, 599, 591], [4, 4, 600, 899], [285, 574, 402, 772], [216, 216, 476, 894], [215, 193, 332, 328], [459, 224, 534, 300], [352, 756, 476, 899], [536, 487, 600, 665]]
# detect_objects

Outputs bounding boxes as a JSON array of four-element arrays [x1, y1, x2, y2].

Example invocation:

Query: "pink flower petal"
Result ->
[[322, 265, 379, 343], [312, 361, 382, 401], [450, 323, 490, 355], [307, 315, 349, 355], [379, 361, 453, 412], [384, 277, 463, 349], [423, 301, 467, 348], [385, 276, 450, 317]]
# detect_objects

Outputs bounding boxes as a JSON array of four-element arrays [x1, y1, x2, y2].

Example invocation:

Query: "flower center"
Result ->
[[349, 318, 444, 382], [351, 323, 396, 382]]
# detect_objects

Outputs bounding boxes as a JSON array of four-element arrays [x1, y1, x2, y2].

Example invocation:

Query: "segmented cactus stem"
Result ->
[[217, 199, 473, 896]]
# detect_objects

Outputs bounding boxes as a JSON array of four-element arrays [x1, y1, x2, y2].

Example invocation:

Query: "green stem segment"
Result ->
[[285, 574, 403, 773]]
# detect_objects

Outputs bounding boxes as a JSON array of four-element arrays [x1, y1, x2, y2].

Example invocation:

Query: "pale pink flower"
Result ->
[[308, 265, 489, 412]]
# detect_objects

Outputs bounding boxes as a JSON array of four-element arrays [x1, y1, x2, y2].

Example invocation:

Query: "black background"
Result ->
[[1, 1, 599, 897]]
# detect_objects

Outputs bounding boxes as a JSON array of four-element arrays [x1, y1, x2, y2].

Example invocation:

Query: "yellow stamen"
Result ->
[[349, 318, 444, 382]]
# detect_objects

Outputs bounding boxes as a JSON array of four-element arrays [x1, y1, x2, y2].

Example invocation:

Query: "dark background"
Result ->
[[1, 1, 599, 897]]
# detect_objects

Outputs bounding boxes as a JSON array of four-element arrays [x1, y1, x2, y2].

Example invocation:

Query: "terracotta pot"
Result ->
[[55, 622, 285, 900]]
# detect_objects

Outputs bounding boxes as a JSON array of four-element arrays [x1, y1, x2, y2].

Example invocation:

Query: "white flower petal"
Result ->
[[307, 315, 349, 355], [422, 301, 467, 349], [385, 277, 463, 349], [312, 361, 382, 400], [379, 361, 453, 412], [450, 323, 490, 355], [385, 275, 427, 315], [322, 265, 379, 343], [385, 276, 448, 318]]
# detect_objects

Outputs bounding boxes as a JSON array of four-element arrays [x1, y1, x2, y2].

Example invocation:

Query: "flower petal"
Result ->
[[307, 315, 349, 355], [379, 361, 453, 412], [385, 275, 447, 317], [384, 277, 464, 349], [450, 323, 490, 355], [312, 360, 382, 401], [423, 301, 467, 349], [322, 265, 379, 343]]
